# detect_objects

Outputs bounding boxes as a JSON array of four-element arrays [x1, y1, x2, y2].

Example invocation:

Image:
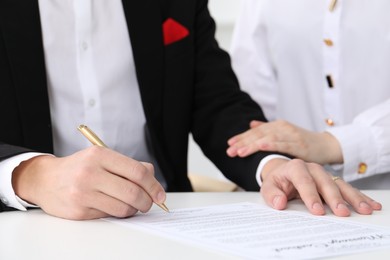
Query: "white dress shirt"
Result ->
[[231, 0, 390, 189], [0, 0, 164, 210]]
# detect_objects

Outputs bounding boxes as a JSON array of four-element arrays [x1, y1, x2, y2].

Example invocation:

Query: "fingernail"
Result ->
[[157, 191, 165, 203], [313, 202, 324, 211], [359, 201, 371, 209], [336, 203, 349, 210], [273, 196, 281, 207]]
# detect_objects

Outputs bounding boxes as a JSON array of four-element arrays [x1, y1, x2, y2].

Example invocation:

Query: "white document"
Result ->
[[106, 203, 390, 259]]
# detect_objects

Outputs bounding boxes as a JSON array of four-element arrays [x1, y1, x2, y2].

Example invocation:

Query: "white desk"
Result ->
[[0, 191, 389, 260]]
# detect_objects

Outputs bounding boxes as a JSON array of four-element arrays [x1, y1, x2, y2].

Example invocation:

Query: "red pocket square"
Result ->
[[162, 18, 189, 46]]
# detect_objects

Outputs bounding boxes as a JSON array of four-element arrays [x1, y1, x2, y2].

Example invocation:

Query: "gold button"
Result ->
[[325, 118, 335, 126], [324, 39, 333, 46], [358, 163, 367, 174]]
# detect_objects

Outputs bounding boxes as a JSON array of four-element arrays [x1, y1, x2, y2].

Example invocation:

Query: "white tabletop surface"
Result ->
[[0, 191, 389, 260]]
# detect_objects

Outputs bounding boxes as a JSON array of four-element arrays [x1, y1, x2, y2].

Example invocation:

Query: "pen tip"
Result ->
[[158, 203, 170, 213]]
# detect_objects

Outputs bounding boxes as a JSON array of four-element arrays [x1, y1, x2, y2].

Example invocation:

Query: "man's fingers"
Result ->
[[141, 162, 155, 176], [94, 168, 154, 213], [260, 180, 289, 210], [65, 192, 138, 220], [84, 191, 139, 218], [127, 162, 166, 205], [360, 193, 382, 210], [260, 158, 325, 215], [87, 147, 166, 205], [305, 165, 351, 217], [261, 158, 382, 217], [333, 179, 381, 215], [286, 160, 325, 215], [139, 161, 168, 204]]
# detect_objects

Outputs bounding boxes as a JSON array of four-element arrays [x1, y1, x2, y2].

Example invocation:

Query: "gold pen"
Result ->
[[77, 124, 170, 213], [329, 0, 337, 12]]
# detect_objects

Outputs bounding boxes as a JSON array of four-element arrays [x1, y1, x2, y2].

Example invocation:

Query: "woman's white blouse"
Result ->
[[231, 0, 390, 189]]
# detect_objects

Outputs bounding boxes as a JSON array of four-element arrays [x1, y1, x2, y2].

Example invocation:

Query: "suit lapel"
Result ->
[[0, 1, 53, 152], [121, 0, 164, 131]]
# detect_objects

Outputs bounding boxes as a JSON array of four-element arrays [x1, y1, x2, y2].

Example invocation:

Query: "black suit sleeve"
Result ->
[[190, 0, 275, 191], [0, 142, 34, 161]]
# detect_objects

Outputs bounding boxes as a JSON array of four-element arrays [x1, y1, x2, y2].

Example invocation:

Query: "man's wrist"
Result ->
[[0, 153, 46, 211], [256, 155, 290, 187], [12, 155, 54, 207]]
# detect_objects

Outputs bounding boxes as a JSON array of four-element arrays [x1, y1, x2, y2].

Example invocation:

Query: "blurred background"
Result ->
[[188, 0, 243, 185]]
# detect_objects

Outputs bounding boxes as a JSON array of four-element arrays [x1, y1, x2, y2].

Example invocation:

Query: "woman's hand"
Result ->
[[227, 120, 343, 165]]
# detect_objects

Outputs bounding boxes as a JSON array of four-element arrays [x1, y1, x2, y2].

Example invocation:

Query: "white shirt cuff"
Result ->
[[0, 153, 47, 211], [255, 155, 291, 187], [326, 124, 376, 182]]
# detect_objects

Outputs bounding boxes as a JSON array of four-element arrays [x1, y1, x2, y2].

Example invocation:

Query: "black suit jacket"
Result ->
[[0, 0, 271, 212]]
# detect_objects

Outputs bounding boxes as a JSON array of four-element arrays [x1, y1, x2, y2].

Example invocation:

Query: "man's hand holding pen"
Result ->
[[11, 140, 167, 220]]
